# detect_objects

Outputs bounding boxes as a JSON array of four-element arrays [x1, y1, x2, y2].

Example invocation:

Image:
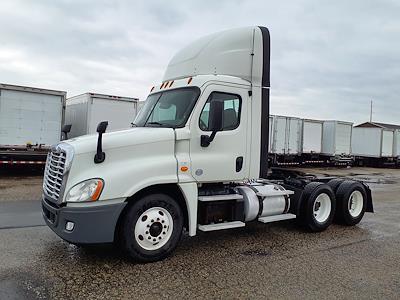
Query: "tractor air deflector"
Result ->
[[163, 26, 268, 88]]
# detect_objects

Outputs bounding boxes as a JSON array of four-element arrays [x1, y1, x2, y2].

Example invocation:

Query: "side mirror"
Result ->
[[97, 121, 108, 134], [94, 121, 108, 164], [61, 124, 72, 140], [201, 101, 223, 147]]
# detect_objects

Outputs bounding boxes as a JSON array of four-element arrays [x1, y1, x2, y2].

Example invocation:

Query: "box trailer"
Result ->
[[0, 83, 66, 164], [301, 119, 324, 164], [352, 127, 394, 158], [395, 130, 400, 158], [270, 115, 302, 155], [302, 119, 323, 154], [321, 120, 353, 163], [269, 115, 302, 165], [65, 93, 138, 138]]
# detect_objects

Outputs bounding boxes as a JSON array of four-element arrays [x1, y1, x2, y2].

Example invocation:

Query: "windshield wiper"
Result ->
[[146, 121, 165, 127]]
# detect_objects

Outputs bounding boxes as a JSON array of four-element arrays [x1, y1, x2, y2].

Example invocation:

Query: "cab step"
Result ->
[[198, 221, 245, 232], [258, 213, 296, 223], [198, 194, 243, 202]]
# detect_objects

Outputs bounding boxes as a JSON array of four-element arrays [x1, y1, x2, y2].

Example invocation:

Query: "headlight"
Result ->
[[65, 179, 104, 203]]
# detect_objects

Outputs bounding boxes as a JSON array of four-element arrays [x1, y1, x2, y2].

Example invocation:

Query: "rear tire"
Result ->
[[300, 182, 336, 232], [327, 178, 344, 193], [119, 193, 183, 263], [335, 181, 367, 226]]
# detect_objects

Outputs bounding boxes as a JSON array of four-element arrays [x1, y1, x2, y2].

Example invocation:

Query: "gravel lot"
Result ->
[[0, 167, 399, 299]]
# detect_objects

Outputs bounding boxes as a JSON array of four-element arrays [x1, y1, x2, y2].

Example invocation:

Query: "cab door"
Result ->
[[189, 84, 249, 182]]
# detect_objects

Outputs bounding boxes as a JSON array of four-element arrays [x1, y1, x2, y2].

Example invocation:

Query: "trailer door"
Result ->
[[335, 123, 352, 155], [382, 130, 394, 157], [286, 118, 301, 155], [0, 89, 62, 146]]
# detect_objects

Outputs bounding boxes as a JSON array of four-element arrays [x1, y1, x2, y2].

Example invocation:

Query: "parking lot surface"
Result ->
[[0, 167, 399, 299]]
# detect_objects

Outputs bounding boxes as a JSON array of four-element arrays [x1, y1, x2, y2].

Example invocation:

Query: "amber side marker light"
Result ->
[[91, 180, 104, 201], [180, 166, 189, 172]]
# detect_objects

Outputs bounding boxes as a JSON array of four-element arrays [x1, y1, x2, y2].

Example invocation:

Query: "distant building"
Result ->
[[354, 122, 400, 130]]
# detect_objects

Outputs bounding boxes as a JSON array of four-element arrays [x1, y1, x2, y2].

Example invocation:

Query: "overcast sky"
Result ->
[[0, 0, 399, 124]]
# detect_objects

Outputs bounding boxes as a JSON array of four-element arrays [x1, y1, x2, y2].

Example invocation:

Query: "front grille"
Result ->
[[42, 203, 56, 224], [43, 149, 67, 201]]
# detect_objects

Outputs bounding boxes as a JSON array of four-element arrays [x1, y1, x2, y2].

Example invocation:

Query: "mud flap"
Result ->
[[363, 183, 374, 213]]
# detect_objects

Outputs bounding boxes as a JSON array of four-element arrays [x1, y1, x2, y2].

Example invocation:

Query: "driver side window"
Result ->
[[199, 92, 241, 131]]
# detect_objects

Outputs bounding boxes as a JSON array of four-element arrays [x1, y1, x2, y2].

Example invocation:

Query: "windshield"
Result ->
[[133, 87, 200, 128]]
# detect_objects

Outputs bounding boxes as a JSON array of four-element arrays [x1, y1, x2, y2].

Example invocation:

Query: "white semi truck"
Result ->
[[42, 27, 373, 262]]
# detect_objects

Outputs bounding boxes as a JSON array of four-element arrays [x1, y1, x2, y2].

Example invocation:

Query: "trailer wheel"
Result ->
[[327, 178, 345, 193], [119, 193, 183, 263], [335, 181, 367, 226], [301, 182, 336, 232]]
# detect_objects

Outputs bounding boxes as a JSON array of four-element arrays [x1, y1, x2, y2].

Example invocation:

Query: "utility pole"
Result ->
[[369, 100, 373, 123]]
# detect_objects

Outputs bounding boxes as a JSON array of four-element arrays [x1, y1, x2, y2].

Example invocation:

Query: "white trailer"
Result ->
[[302, 119, 323, 154], [352, 122, 399, 166], [321, 120, 353, 163], [395, 130, 400, 158], [300, 119, 324, 164], [65, 93, 138, 138], [352, 127, 394, 158], [270, 115, 302, 164], [0, 83, 66, 164]]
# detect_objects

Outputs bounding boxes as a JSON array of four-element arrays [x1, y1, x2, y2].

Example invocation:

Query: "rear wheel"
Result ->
[[119, 193, 183, 263], [301, 182, 336, 232], [327, 178, 344, 193], [335, 181, 367, 226]]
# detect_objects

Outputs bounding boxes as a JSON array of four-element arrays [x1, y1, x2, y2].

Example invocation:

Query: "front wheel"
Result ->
[[119, 193, 183, 263]]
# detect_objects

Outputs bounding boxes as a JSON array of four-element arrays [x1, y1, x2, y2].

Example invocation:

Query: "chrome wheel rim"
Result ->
[[348, 190, 363, 218], [135, 207, 173, 251], [313, 193, 332, 223]]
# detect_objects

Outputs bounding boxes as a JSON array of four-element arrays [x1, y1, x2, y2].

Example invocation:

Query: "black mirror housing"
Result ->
[[97, 121, 108, 133], [61, 124, 72, 140], [209, 100, 223, 132], [94, 121, 108, 164], [201, 101, 224, 147]]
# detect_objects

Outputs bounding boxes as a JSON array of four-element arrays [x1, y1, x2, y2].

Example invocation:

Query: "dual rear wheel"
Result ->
[[301, 180, 367, 232]]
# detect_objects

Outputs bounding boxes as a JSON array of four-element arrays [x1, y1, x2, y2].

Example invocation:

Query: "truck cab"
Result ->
[[42, 26, 373, 262]]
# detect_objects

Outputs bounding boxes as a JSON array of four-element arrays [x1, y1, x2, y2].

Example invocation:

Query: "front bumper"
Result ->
[[42, 196, 127, 244]]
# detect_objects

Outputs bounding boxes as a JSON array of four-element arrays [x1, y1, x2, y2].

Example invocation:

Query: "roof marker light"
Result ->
[[150, 86, 155, 92], [169, 81, 174, 87], [164, 81, 169, 88], [188, 77, 193, 84]]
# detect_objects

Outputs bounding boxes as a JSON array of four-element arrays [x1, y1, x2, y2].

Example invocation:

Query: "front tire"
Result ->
[[119, 193, 183, 263]]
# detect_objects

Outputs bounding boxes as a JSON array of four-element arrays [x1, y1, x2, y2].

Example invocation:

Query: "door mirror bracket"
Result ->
[[201, 100, 223, 147]]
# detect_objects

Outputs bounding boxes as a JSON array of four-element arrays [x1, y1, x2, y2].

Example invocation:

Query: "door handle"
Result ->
[[236, 156, 243, 172]]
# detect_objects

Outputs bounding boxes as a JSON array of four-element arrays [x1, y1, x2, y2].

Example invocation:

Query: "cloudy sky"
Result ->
[[0, 0, 399, 124]]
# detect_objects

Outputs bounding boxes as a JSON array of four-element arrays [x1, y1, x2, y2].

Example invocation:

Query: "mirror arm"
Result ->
[[201, 131, 218, 147]]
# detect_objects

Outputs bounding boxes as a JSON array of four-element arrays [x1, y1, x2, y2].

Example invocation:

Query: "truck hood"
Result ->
[[65, 127, 175, 155]]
